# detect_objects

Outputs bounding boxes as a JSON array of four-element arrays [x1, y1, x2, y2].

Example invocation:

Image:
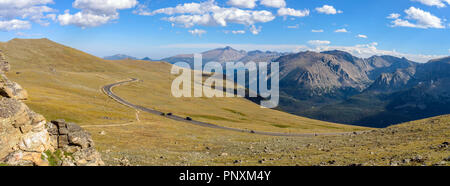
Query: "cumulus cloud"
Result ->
[[260, 0, 286, 8], [250, 25, 262, 35], [0, 19, 31, 31], [277, 8, 309, 17], [357, 34, 368, 38], [227, 0, 257, 9], [138, 0, 275, 36], [387, 13, 401, 19], [189, 29, 207, 36], [311, 29, 324, 33], [57, 0, 138, 28], [137, 1, 219, 16], [412, 0, 450, 8], [316, 5, 343, 15], [388, 7, 445, 29], [308, 40, 331, 46], [163, 14, 213, 28], [225, 30, 246, 34], [334, 28, 348, 33], [0, 0, 55, 30], [307, 42, 445, 63]]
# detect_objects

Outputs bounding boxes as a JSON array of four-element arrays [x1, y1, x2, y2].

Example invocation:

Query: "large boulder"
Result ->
[[47, 120, 104, 166], [0, 98, 53, 165], [0, 74, 28, 100]]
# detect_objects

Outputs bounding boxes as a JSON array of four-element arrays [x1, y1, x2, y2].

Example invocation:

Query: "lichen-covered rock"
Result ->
[[0, 51, 10, 73], [3, 151, 48, 166], [47, 120, 104, 166], [0, 74, 28, 100], [0, 98, 54, 166]]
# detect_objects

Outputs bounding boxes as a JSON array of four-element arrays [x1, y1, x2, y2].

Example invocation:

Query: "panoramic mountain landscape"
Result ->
[[0, 0, 449, 170], [0, 38, 448, 167]]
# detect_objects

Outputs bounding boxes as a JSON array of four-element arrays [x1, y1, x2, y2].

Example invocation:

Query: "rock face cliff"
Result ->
[[0, 50, 103, 166]]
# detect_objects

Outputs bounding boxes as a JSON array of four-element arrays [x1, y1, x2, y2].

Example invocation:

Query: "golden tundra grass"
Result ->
[[1, 38, 365, 133], [1, 38, 448, 166]]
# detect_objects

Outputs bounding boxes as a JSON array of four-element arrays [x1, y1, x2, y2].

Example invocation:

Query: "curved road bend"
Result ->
[[102, 79, 360, 137]]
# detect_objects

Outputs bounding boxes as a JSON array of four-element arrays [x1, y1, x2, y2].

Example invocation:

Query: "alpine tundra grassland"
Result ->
[[1, 38, 448, 166]]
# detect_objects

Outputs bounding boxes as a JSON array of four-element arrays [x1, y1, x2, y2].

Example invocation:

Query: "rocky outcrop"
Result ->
[[0, 74, 28, 100], [0, 98, 52, 166], [0, 50, 103, 166], [45, 120, 104, 166]]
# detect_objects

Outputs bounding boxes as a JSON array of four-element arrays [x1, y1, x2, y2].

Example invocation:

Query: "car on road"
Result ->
[[186, 117, 192, 121], [167, 113, 172, 116]]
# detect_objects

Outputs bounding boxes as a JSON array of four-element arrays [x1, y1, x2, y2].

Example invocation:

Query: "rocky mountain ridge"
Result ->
[[277, 50, 417, 99], [162, 46, 287, 65], [275, 50, 450, 127], [104, 54, 138, 60]]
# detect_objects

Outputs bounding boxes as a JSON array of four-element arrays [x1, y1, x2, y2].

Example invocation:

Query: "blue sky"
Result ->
[[0, 0, 449, 62]]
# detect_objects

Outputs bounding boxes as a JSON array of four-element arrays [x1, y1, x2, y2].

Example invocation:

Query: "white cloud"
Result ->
[[316, 5, 343, 15], [260, 0, 286, 8], [58, 10, 118, 28], [287, 24, 299, 29], [308, 42, 444, 62], [227, 0, 257, 9], [277, 8, 309, 17], [411, 0, 450, 8], [140, 0, 275, 31], [224, 30, 246, 34], [139, 0, 220, 16], [163, 14, 213, 28], [73, 0, 138, 14], [389, 7, 445, 29], [357, 34, 368, 38], [232, 30, 246, 34], [189, 29, 207, 36], [311, 29, 324, 33], [0, 19, 31, 31], [213, 8, 275, 26], [0, 0, 55, 30], [335, 28, 348, 33], [57, 0, 138, 28], [250, 25, 262, 35], [308, 40, 331, 46], [387, 13, 401, 19]]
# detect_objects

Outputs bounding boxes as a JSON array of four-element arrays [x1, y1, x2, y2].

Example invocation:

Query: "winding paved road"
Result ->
[[102, 79, 360, 137]]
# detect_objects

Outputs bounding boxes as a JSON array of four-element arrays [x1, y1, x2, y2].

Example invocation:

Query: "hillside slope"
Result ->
[[0, 38, 365, 134]]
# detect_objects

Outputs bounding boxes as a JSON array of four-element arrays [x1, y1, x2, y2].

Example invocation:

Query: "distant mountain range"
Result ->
[[104, 54, 153, 61], [162, 46, 288, 66], [104, 54, 137, 60], [106, 47, 450, 128], [271, 51, 450, 127], [163, 47, 450, 127]]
